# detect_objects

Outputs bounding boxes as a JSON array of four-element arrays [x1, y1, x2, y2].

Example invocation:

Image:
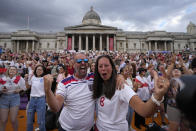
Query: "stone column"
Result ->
[[11, 41, 14, 53], [93, 35, 95, 51], [32, 40, 34, 52], [155, 41, 157, 51], [86, 35, 88, 51], [99, 35, 102, 51], [123, 41, 126, 52], [107, 35, 109, 51], [192, 43, 195, 51], [26, 40, 29, 52], [13, 41, 16, 53], [56, 40, 59, 51], [64, 38, 67, 50], [171, 41, 173, 52], [34, 41, 37, 51], [114, 35, 116, 51], [65, 35, 68, 49], [72, 35, 75, 50], [164, 41, 167, 51], [79, 35, 81, 51], [149, 41, 151, 51], [17, 40, 19, 53]]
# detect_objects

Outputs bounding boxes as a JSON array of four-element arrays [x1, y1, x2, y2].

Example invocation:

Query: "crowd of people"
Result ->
[[0, 48, 195, 131]]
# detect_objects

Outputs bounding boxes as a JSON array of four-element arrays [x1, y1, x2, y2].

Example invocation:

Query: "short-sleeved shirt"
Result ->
[[135, 75, 150, 101], [2, 76, 26, 94], [96, 84, 137, 131], [29, 76, 45, 97], [56, 73, 95, 131], [0, 75, 7, 91]]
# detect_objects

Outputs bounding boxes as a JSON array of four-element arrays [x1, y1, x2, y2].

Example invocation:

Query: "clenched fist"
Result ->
[[44, 74, 54, 93]]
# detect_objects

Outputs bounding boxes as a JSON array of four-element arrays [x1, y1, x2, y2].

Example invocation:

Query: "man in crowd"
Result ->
[[44, 53, 95, 131]]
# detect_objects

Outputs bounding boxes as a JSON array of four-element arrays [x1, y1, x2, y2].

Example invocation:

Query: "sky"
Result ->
[[0, 0, 196, 33]]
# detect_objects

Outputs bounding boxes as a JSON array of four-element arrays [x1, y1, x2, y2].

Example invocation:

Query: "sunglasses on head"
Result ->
[[76, 59, 88, 63]]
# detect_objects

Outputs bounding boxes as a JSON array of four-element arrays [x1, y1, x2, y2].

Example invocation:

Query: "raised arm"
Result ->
[[24, 74, 31, 89], [166, 55, 175, 79], [179, 56, 192, 75], [130, 70, 169, 117], [44, 74, 64, 112]]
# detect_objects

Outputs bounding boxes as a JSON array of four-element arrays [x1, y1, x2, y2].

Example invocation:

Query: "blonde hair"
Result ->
[[6, 66, 19, 77]]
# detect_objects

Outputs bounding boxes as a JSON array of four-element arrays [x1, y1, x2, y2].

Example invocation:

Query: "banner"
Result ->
[[109, 37, 114, 51], [67, 37, 72, 50]]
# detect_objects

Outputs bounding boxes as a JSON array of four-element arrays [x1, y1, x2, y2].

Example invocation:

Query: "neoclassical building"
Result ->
[[0, 7, 196, 53]]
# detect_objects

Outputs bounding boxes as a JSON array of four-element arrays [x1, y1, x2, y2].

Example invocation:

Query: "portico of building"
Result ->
[[65, 33, 117, 51], [146, 37, 173, 52], [11, 30, 39, 53], [11, 38, 38, 53], [64, 25, 118, 52], [146, 40, 173, 51]]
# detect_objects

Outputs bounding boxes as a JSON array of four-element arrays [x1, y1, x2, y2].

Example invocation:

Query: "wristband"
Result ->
[[151, 94, 164, 106]]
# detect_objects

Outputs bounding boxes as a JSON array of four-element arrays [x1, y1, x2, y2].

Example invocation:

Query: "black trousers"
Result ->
[[134, 100, 147, 129], [135, 111, 145, 129]]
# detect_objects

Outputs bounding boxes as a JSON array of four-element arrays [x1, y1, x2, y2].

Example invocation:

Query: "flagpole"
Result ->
[[27, 16, 29, 30]]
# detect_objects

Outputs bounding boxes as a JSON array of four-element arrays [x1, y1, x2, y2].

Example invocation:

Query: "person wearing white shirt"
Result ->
[[0, 66, 26, 131], [134, 68, 151, 129], [92, 55, 169, 131], [44, 53, 95, 131], [43, 53, 146, 131], [120, 64, 134, 128], [26, 65, 47, 131]]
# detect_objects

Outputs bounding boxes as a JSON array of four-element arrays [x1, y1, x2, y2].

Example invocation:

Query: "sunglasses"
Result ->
[[76, 59, 88, 63]]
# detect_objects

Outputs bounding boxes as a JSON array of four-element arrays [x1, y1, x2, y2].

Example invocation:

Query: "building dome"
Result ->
[[187, 21, 196, 34], [82, 6, 101, 25]]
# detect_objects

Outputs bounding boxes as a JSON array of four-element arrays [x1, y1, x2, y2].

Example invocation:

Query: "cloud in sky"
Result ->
[[0, 0, 196, 32]]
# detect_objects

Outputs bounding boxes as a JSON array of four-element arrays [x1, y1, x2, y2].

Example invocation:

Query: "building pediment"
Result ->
[[64, 24, 117, 31], [12, 30, 37, 35], [11, 30, 38, 40], [146, 37, 173, 41]]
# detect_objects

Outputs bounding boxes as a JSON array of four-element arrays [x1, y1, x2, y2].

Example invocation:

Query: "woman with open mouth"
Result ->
[[92, 55, 169, 131]]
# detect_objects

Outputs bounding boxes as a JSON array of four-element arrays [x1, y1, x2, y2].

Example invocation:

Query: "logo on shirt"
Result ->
[[100, 96, 105, 107], [40, 78, 43, 83]]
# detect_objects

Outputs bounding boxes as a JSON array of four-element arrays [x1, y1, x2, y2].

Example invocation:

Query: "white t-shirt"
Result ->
[[147, 75, 154, 91], [56, 73, 95, 131], [0, 75, 8, 91], [126, 77, 133, 88], [29, 76, 45, 97], [135, 75, 150, 101], [96, 84, 136, 131], [6, 60, 15, 66], [0, 76, 26, 94]]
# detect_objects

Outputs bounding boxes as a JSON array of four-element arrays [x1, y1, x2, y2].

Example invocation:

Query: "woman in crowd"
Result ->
[[120, 64, 133, 86], [89, 62, 96, 73], [134, 67, 153, 129], [0, 66, 26, 131], [26, 65, 47, 131], [67, 60, 74, 75], [130, 62, 137, 78], [56, 64, 68, 83], [120, 64, 135, 129], [92, 55, 169, 131]]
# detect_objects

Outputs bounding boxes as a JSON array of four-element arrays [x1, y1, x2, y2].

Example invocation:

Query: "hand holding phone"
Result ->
[[2, 86, 8, 93]]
